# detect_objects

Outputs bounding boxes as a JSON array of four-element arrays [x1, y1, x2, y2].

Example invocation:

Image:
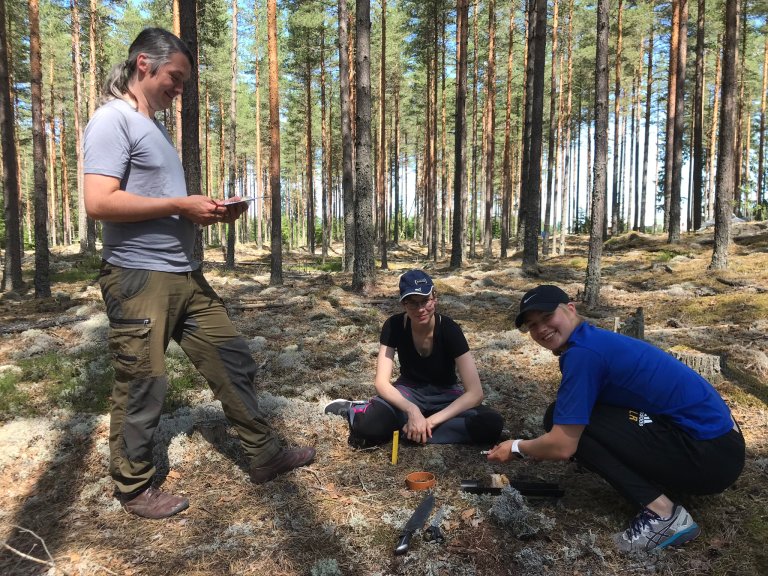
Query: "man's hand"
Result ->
[[214, 197, 250, 223], [487, 440, 514, 463], [177, 195, 247, 226]]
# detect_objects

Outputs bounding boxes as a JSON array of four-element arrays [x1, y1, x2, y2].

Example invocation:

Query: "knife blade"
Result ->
[[394, 493, 435, 555], [423, 504, 447, 543]]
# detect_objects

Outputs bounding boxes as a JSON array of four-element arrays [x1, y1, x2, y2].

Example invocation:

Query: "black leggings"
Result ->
[[544, 403, 745, 507], [350, 395, 504, 445]]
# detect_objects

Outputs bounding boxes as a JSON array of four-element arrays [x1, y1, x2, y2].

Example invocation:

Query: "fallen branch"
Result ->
[[3, 525, 70, 576], [0, 316, 81, 335]]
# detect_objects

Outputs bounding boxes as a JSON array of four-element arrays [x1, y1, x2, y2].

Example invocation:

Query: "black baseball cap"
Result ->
[[399, 270, 435, 301], [515, 285, 570, 328]]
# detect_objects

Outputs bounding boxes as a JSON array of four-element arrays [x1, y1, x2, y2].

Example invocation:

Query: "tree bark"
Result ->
[[521, 0, 547, 273], [662, 0, 680, 232], [378, 0, 387, 268], [710, 0, 739, 270], [339, 0, 355, 272], [584, 0, 609, 307], [268, 0, 283, 284], [305, 60, 315, 255], [610, 0, 622, 236], [29, 0, 50, 297], [179, 0, 203, 263], [544, 0, 559, 253], [668, 0, 687, 242], [500, 3, 514, 259], [470, 0, 479, 258], [482, 0, 496, 258], [692, 0, 705, 231], [321, 28, 330, 260], [0, 0, 22, 291], [640, 19, 654, 232], [451, 0, 469, 268], [758, 34, 768, 208], [352, 0, 376, 292], [707, 39, 722, 222], [225, 0, 238, 268]]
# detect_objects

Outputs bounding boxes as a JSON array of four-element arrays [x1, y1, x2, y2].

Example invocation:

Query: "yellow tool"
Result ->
[[391, 430, 399, 465]]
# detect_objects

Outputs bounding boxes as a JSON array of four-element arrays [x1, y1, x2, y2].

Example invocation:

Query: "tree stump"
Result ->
[[615, 307, 645, 340], [670, 347, 723, 381]]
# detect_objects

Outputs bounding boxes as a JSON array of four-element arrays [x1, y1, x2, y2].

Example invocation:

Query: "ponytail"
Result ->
[[100, 28, 193, 106]]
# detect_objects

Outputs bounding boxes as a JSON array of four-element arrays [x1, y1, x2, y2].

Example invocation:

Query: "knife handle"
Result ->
[[394, 530, 413, 555]]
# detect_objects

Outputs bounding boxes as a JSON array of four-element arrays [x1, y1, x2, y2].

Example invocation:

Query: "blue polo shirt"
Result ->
[[553, 322, 733, 440]]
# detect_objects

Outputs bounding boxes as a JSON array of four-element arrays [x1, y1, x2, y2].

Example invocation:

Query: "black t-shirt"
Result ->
[[379, 313, 470, 388]]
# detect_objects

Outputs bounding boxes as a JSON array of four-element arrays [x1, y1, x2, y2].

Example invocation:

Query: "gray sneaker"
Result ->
[[614, 505, 700, 553], [324, 399, 352, 417]]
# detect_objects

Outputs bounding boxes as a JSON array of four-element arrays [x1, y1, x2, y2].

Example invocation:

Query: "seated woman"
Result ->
[[326, 269, 504, 447]]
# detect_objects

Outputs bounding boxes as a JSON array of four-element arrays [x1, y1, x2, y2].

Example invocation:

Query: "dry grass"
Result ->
[[1, 228, 767, 575]]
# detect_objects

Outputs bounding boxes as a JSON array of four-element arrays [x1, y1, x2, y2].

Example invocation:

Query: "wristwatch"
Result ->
[[511, 439, 526, 460]]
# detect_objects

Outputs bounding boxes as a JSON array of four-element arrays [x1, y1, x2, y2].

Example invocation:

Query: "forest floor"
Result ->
[[0, 225, 767, 576]]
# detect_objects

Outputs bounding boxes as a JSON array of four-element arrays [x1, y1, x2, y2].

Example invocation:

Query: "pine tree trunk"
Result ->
[[641, 18, 654, 232], [709, 0, 739, 270], [663, 0, 679, 232], [226, 0, 238, 268], [758, 35, 768, 207], [707, 40, 722, 222], [544, 0, 559, 254], [482, 0, 496, 258], [254, 11, 263, 250], [268, 0, 283, 284], [378, 0, 387, 268], [610, 0, 622, 237], [559, 0, 573, 255], [321, 28, 330, 260], [521, 0, 547, 273], [339, 0, 355, 271], [668, 0, 687, 243], [29, 0, 50, 297], [440, 15, 448, 259], [692, 0, 705, 231], [179, 0, 204, 263], [0, 0, 22, 291], [451, 0, 469, 268], [173, 0, 182, 152], [470, 0, 479, 258], [584, 0, 609, 307], [305, 61, 315, 255], [500, 3, 514, 259], [352, 0, 376, 292]]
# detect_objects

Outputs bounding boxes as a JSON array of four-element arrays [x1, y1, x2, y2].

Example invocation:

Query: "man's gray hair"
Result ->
[[102, 27, 194, 105]]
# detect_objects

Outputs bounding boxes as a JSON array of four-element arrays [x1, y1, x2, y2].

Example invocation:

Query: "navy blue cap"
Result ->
[[399, 270, 435, 302], [515, 285, 570, 328]]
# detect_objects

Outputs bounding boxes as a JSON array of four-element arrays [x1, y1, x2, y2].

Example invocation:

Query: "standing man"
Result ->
[[84, 28, 314, 519], [489, 285, 744, 553]]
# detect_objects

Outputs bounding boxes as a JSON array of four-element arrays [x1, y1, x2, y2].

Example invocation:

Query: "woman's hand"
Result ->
[[487, 440, 513, 463], [402, 408, 432, 444]]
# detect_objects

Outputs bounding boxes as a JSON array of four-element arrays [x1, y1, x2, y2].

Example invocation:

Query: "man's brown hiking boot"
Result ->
[[120, 486, 189, 519], [249, 447, 316, 484]]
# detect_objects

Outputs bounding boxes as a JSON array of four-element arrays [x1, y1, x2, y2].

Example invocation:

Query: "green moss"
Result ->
[[0, 371, 31, 419], [679, 293, 768, 326], [164, 354, 207, 411], [16, 350, 114, 414], [50, 254, 102, 283]]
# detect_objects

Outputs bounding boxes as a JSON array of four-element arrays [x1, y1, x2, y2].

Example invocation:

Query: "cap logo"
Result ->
[[415, 279, 428, 285], [522, 294, 536, 304]]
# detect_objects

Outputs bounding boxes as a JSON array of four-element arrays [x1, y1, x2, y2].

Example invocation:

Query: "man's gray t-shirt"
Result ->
[[83, 98, 197, 272]]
